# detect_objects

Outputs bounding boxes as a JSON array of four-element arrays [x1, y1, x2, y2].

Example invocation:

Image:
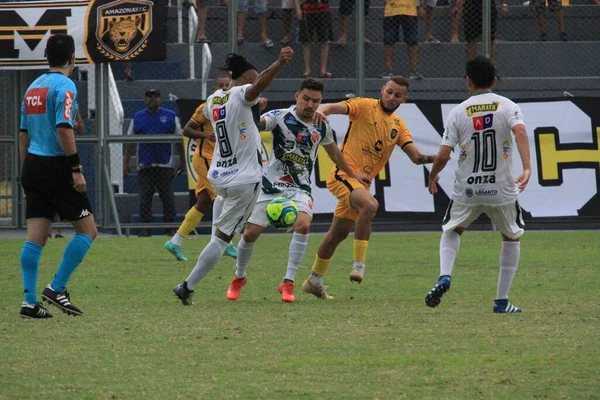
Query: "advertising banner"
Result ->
[[177, 97, 600, 221], [0, 0, 167, 69]]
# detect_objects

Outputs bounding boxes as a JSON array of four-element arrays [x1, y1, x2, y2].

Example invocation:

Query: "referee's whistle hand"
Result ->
[[72, 172, 87, 193]]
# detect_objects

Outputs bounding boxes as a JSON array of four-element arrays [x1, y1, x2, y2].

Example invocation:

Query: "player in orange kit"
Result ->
[[302, 76, 436, 299]]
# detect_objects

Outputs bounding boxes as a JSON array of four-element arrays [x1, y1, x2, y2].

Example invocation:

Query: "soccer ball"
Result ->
[[266, 197, 298, 229]]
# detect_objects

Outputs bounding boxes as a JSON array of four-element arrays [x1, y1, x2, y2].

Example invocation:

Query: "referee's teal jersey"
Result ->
[[20, 72, 78, 157]]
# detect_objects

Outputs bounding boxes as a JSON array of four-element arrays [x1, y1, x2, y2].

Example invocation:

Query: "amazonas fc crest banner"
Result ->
[[0, 0, 167, 69]]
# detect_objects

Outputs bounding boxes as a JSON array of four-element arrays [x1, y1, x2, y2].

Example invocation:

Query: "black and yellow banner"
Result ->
[[0, 0, 167, 69]]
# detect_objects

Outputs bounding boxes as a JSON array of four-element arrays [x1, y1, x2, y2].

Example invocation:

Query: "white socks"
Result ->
[[285, 232, 309, 282], [235, 237, 255, 279], [440, 230, 461, 276], [211, 196, 224, 237], [496, 241, 520, 300], [171, 232, 184, 246], [309, 271, 323, 285], [185, 236, 229, 290]]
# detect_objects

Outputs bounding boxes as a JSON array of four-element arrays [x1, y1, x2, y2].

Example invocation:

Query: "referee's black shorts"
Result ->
[[21, 153, 93, 221]]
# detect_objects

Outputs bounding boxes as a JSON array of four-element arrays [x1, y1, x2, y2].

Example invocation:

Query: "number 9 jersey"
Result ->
[[442, 92, 525, 206], [203, 84, 264, 189]]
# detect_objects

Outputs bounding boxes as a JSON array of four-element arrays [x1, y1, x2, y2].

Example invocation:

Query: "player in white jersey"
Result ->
[[425, 56, 531, 314], [222, 78, 370, 303], [174, 48, 294, 305]]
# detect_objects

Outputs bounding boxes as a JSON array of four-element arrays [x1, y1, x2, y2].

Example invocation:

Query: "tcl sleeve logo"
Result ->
[[63, 90, 74, 121], [24, 88, 49, 115]]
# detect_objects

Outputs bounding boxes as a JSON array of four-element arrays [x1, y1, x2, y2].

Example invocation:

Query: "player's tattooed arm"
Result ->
[[403, 143, 436, 165], [416, 154, 436, 164]]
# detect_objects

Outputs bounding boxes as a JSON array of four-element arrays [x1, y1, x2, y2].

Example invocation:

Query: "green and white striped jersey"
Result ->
[[261, 107, 334, 195]]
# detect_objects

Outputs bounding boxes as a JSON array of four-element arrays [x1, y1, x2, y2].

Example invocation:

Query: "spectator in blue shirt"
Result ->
[[123, 89, 185, 237]]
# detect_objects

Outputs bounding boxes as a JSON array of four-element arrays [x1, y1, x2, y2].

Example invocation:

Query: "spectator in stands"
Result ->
[[297, 0, 333, 78], [381, 0, 423, 79], [237, 0, 274, 47], [124, 62, 134, 81], [463, 0, 507, 65], [280, 0, 295, 45], [422, 0, 441, 44], [336, 0, 371, 46], [123, 89, 185, 237], [450, 0, 463, 43], [529, 0, 567, 41], [183, 0, 211, 44]]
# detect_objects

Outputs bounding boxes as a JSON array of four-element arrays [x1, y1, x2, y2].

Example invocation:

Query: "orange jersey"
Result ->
[[333, 97, 413, 180], [191, 102, 216, 161], [384, 0, 418, 17]]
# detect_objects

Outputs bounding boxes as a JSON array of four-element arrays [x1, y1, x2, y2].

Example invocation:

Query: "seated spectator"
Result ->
[[124, 61, 134, 81], [237, 0, 273, 47], [297, 0, 333, 78], [381, 0, 423, 79], [463, 0, 507, 66], [422, 0, 441, 44], [123, 89, 185, 237], [336, 0, 371, 46], [529, 0, 567, 41]]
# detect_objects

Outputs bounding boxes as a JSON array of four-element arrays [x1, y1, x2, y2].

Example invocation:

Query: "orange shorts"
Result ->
[[193, 154, 216, 199], [326, 171, 369, 222]]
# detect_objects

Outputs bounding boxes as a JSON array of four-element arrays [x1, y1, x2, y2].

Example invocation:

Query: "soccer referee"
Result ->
[[18, 33, 97, 319]]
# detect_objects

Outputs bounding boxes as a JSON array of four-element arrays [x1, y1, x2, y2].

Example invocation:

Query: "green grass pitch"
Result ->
[[1, 231, 599, 399]]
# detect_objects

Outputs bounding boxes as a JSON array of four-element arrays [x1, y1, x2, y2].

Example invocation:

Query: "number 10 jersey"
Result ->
[[441, 92, 525, 206], [203, 84, 263, 189]]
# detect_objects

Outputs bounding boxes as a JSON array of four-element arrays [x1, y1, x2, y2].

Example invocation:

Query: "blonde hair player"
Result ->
[[302, 76, 436, 299]]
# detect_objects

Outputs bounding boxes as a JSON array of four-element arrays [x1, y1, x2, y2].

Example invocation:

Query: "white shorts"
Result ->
[[213, 182, 260, 236], [248, 191, 313, 228], [442, 200, 525, 240], [281, 0, 294, 9]]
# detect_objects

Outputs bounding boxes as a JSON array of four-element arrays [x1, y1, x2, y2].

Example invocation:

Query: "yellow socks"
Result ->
[[177, 207, 204, 237], [311, 255, 332, 276], [353, 239, 369, 264]]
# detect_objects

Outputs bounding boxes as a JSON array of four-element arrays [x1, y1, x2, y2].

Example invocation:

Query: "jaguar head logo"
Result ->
[[96, 0, 153, 59], [108, 17, 140, 53]]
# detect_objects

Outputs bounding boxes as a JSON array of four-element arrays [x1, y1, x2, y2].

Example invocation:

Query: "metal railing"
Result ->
[[188, 2, 198, 79], [201, 42, 212, 99]]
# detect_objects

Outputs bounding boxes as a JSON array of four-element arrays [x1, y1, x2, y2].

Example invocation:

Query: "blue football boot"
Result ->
[[493, 299, 522, 313], [425, 275, 451, 308]]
